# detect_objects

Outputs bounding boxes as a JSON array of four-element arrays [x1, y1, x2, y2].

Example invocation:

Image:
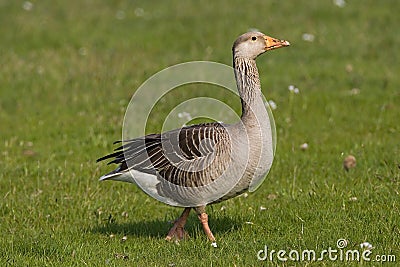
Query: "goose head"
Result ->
[[233, 31, 290, 60]]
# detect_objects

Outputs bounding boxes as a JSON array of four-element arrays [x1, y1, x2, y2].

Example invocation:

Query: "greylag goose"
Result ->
[[97, 32, 290, 247]]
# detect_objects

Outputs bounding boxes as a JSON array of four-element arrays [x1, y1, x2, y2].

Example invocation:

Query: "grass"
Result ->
[[0, 0, 399, 266]]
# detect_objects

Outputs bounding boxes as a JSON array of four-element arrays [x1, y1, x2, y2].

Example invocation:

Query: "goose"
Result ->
[[97, 31, 290, 247]]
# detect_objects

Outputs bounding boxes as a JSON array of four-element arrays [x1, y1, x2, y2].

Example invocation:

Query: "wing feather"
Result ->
[[97, 122, 230, 187]]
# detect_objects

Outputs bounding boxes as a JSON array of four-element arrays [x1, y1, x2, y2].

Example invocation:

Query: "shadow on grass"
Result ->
[[90, 215, 243, 239]]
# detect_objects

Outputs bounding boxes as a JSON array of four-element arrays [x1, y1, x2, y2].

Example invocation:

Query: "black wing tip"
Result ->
[[97, 140, 124, 163], [96, 155, 109, 163], [97, 152, 124, 164]]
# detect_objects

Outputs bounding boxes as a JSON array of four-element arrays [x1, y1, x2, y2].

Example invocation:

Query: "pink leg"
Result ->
[[165, 207, 191, 241], [198, 212, 216, 243]]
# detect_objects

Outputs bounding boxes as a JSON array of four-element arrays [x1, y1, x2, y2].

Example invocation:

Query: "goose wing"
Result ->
[[97, 122, 231, 188]]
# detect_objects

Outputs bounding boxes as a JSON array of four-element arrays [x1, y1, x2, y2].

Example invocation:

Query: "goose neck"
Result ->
[[233, 57, 264, 120]]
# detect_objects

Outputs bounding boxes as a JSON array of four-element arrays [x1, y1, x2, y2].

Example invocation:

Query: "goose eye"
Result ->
[[251, 36, 257, 41]]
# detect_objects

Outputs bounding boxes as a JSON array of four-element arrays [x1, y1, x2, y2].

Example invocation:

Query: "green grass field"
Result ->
[[1, 1, 399, 266]]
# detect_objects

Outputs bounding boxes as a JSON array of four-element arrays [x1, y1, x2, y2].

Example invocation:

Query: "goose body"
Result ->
[[98, 31, 289, 246]]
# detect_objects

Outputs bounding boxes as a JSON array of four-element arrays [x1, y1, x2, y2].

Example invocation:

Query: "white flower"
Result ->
[[288, 85, 300, 94], [22, 1, 33, 11], [333, 0, 346, 8], [302, 33, 315, 42], [300, 143, 309, 150], [259, 206, 267, 211], [360, 242, 373, 250], [134, 8, 144, 17], [268, 100, 277, 110], [349, 88, 360, 95]]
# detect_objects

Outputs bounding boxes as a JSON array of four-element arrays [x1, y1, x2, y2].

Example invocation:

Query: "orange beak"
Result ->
[[264, 35, 290, 51]]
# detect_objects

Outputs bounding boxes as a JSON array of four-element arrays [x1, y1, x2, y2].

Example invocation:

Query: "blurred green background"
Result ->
[[0, 1, 398, 266]]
